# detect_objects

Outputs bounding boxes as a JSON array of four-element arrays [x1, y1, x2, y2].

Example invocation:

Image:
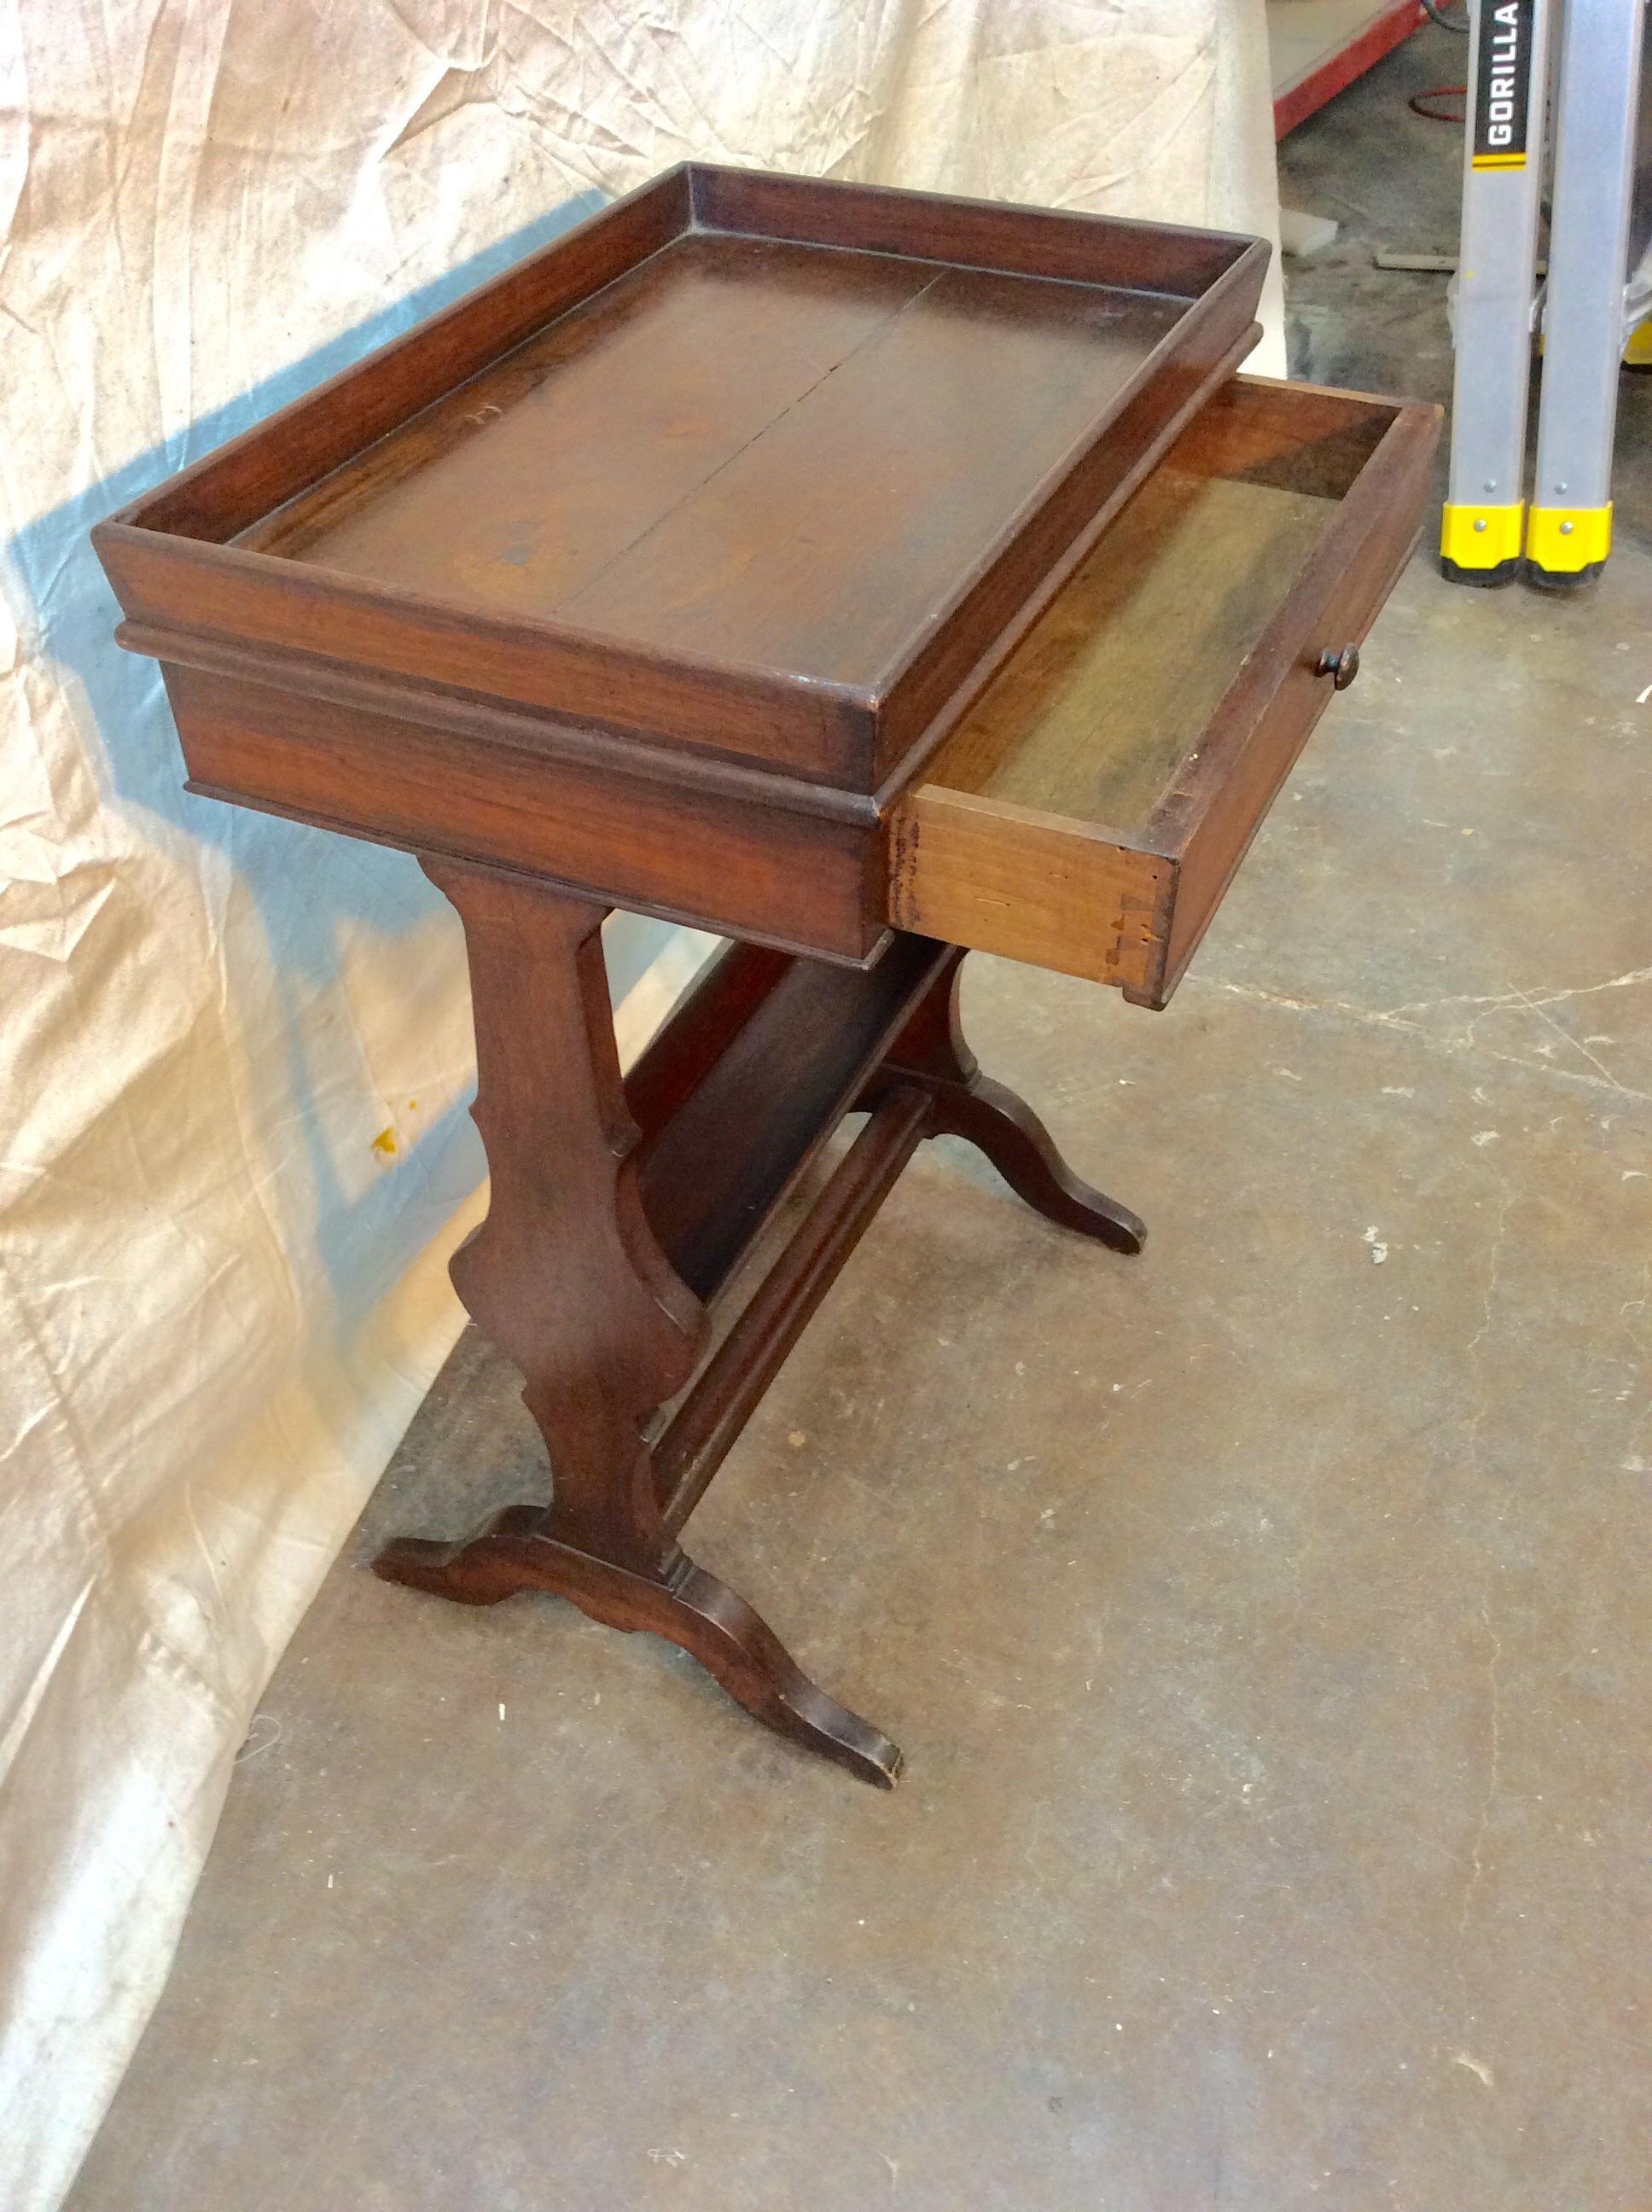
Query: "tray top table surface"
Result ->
[[97, 164, 1267, 793], [243, 230, 1192, 695]]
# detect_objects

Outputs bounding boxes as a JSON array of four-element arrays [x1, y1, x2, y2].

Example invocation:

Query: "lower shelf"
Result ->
[[629, 932, 950, 1302]]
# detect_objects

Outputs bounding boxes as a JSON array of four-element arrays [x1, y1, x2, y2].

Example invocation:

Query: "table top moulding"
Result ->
[[92, 163, 1270, 803]]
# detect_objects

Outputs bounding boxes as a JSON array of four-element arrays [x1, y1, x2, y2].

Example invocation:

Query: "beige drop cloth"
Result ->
[[0, 4, 1282, 2203]]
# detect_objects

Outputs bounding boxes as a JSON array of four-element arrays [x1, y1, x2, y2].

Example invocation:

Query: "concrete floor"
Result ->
[[69, 32, 1650, 2212]]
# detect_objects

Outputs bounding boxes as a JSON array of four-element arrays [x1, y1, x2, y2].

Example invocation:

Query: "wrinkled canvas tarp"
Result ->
[[0, 3, 1282, 2203]]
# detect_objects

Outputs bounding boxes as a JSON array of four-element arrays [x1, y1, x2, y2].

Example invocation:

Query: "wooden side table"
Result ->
[[95, 167, 1436, 1780]]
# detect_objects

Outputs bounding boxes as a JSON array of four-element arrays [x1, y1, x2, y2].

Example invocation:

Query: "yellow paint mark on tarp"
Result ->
[[371, 1127, 398, 1159]]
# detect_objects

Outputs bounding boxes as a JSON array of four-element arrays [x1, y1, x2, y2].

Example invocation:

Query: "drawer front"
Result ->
[[888, 795, 1175, 1001], [887, 376, 1440, 1008]]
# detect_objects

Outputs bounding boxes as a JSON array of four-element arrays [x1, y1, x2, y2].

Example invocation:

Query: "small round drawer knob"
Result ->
[[1315, 643, 1360, 690]]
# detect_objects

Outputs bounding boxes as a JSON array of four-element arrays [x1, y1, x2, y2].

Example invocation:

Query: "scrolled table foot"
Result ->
[[930, 1072, 1146, 1254], [373, 1509, 902, 1787], [370, 1505, 589, 1608], [660, 1556, 904, 1786], [866, 946, 1147, 1254]]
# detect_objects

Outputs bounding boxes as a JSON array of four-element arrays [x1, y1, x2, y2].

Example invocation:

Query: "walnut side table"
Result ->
[[96, 166, 1436, 1782]]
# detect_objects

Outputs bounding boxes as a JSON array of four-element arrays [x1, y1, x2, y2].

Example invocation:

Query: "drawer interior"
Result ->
[[889, 375, 1434, 1004], [914, 384, 1390, 836]]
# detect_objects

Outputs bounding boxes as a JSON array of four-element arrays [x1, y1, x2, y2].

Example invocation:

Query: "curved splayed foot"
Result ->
[[864, 948, 1146, 1254], [928, 1074, 1145, 1254], [660, 1557, 903, 1786], [374, 1508, 902, 1787]]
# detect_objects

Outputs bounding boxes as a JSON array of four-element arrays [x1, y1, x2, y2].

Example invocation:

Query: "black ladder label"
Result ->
[[1473, 0, 1535, 169]]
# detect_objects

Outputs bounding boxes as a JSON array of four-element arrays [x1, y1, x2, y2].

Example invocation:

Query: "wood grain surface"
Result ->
[[245, 234, 1190, 695], [918, 469, 1338, 832]]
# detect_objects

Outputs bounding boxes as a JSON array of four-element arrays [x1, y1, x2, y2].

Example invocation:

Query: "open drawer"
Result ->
[[887, 375, 1439, 1008]]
